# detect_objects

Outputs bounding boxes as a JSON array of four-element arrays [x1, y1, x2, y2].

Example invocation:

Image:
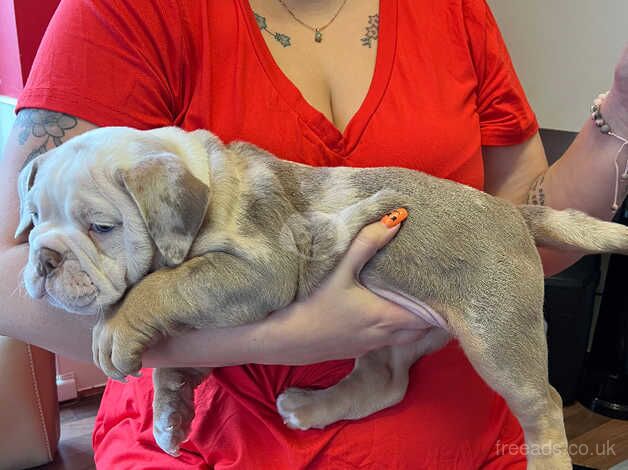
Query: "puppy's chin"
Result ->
[[23, 266, 46, 300], [45, 291, 99, 315], [23, 260, 123, 316]]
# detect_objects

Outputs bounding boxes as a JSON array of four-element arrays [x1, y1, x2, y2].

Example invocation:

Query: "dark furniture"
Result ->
[[545, 255, 601, 405], [577, 203, 628, 419]]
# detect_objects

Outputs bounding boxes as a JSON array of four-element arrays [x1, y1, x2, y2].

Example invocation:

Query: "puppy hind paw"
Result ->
[[277, 402, 309, 431], [276, 388, 332, 431]]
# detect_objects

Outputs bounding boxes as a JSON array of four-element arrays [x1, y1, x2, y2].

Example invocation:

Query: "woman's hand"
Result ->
[[252, 219, 431, 365], [605, 44, 628, 134], [144, 219, 431, 368]]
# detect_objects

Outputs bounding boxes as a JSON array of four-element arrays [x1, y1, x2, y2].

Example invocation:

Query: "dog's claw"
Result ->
[[165, 446, 180, 458], [153, 398, 192, 457]]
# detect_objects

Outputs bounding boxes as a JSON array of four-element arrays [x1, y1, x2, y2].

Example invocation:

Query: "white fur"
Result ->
[[19, 128, 175, 314]]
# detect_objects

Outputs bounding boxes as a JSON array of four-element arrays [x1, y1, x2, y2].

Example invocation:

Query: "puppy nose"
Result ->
[[37, 248, 63, 277]]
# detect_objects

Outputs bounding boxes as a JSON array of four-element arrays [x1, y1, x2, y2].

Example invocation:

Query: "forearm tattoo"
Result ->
[[15, 109, 78, 166], [527, 174, 546, 206], [361, 14, 379, 48]]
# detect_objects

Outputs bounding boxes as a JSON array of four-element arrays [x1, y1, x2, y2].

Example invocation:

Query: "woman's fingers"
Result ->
[[241, 208, 430, 365], [334, 209, 407, 282]]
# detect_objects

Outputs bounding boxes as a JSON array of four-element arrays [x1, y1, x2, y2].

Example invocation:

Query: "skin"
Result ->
[[0, 2, 627, 376]]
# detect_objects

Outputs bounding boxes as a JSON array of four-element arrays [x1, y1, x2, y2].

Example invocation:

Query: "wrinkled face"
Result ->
[[16, 127, 211, 315], [19, 142, 156, 315]]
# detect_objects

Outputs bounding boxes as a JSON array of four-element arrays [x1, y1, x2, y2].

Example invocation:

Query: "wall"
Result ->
[[0, 0, 22, 98], [0, 0, 21, 150], [0, 97, 17, 151], [487, 0, 628, 132]]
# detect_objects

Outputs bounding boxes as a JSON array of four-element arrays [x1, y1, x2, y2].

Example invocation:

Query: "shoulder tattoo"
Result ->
[[527, 174, 546, 206], [15, 109, 78, 165]]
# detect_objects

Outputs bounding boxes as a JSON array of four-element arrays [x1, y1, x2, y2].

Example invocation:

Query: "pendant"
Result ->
[[314, 29, 322, 43]]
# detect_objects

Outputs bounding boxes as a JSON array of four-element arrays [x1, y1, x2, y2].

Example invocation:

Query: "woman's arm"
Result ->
[[143, 221, 428, 368], [0, 110, 99, 360], [0, 110, 426, 366], [483, 47, 628, 276]]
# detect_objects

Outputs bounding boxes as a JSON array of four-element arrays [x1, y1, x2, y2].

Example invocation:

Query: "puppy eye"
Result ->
[[31, 212, 39, 225], [90, 223, 115, 234]]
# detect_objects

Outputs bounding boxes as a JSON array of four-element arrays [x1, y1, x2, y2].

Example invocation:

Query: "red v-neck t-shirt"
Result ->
[[19, 0, 537, 468]]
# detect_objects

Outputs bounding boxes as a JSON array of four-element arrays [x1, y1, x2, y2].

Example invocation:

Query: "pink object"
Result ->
[[0, 0, 60, 98]]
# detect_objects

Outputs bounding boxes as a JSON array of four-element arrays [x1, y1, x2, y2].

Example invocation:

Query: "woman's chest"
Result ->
[[179, 0, 484, 188], [247, 0, 380, 133]]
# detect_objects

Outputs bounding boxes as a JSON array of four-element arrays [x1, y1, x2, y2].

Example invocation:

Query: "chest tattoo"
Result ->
[[361, 14, 379, 48], [254, 12, 292, 47]]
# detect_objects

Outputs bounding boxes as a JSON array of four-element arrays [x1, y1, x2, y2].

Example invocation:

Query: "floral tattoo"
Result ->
[[361, 14, 379, 48], [15, 109, 77, 165]]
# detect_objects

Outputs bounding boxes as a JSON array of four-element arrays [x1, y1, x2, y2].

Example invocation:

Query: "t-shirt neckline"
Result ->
[[237, 0, 398, 156]]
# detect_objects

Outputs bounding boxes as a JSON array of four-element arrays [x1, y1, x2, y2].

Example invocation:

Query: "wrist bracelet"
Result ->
[[591, 92, 628, 211]]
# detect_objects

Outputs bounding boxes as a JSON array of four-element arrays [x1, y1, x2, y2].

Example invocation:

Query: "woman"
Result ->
[[2, 0, 627, 468]]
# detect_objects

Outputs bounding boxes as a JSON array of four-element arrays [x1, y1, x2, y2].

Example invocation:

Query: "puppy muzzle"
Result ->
[[25, 239, 102, 313], [36, 247, 64, 277], [33, 255, 99, 312]]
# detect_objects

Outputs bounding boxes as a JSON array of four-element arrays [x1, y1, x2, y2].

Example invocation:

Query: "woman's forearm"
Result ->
[[0, 244, 96, 361], [143, 322, 270, 368], [535, 92, 628, 276], [0, 243, 276, 368], [2, 223, 427, 370], [539, 98, 627, 218]]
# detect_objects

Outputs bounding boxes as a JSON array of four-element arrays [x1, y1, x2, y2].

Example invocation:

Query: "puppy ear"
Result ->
[[14, 157, 41, 238], [118, 154, 209, 266]]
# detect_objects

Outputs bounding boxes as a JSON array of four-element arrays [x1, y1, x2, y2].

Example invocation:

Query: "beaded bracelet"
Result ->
[[590, 92, 628, 211]]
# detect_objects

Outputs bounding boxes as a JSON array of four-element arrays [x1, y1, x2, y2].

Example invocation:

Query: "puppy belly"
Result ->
[[366, 286, 448, 330]]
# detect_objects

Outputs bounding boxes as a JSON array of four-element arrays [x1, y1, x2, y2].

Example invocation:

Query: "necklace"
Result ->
[[276, 0, 350, 43]]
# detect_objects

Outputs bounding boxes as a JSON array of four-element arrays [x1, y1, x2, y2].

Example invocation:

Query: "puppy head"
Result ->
[[16, 126, 210, 314]]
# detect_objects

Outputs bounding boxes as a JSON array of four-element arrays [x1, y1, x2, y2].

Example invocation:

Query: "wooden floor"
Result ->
[[36, 394, 628, 470], [34, 393, 101, 470], [565, 402, 628, 469]]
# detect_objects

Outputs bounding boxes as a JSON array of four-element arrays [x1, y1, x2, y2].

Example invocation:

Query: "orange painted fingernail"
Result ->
[[381, 208, 408, 228]]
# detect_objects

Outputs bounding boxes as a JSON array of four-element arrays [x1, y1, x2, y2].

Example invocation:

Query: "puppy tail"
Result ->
[[517, 205, 628, 255]]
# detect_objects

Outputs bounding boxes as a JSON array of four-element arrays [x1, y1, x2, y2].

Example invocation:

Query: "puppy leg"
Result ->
[[277, 328, 449, 430], [449, 307, 571, 470], [152, 367, 210, 457]]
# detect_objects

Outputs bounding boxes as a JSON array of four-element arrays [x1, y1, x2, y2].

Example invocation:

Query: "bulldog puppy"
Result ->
[[16, 126, 628, 468]]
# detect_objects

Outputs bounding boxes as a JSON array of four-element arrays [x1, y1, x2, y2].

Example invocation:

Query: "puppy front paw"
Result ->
[[153, 368, 203, 457], [153, 391, 194, 457], [92, 316, 146, 381]]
